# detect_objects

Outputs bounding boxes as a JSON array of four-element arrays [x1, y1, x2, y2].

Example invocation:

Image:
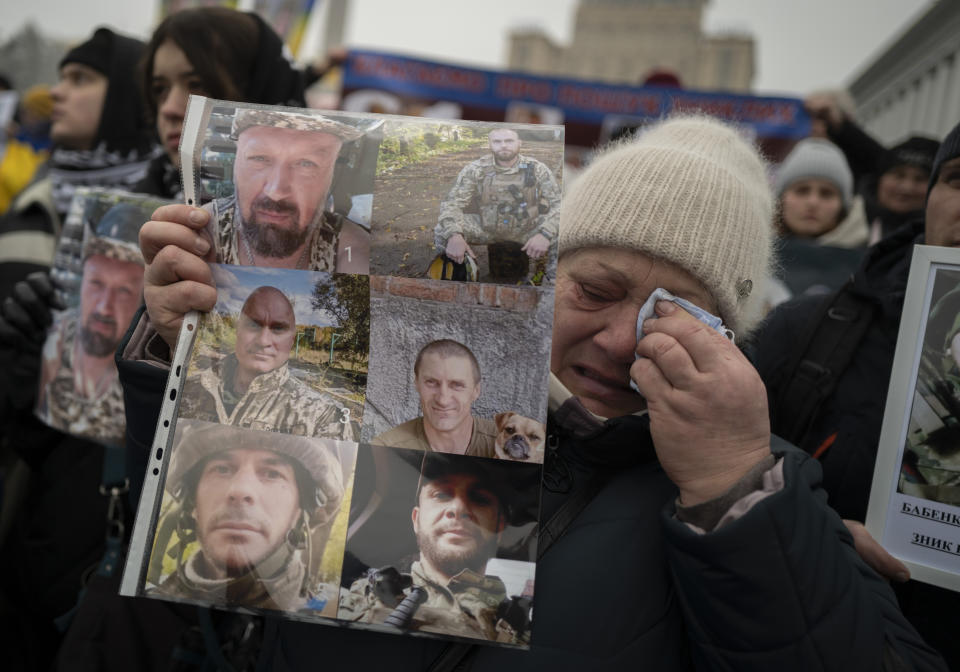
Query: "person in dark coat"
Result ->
[[806, 92, 939, 244], [112, 115, 946, 671], [0, 27, 160, 672], [753, 119, 960, 668], [0, 13, 307, 671]]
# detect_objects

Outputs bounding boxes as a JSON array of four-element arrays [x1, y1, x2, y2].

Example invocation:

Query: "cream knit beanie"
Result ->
[[559, 116, 774, 336]]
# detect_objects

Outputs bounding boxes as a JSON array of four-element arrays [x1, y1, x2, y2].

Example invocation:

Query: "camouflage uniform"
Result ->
[[179, 353, 358, 441], [36, 308, 126, 443], [434, 154, 561, 266], [339, 560, 528, 644], [203, 195, 347, 272], [203, 108, 366, 271], [148, 422, 346, 612], [370, 416, 497, 458], [149, 545, 328, 612]]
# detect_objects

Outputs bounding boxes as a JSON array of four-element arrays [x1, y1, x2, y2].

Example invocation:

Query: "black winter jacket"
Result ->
[[753, 220, 921, 522], [105, 330, 945, 671], [752, 220, 960, 668], [828, 121, 924, 241]]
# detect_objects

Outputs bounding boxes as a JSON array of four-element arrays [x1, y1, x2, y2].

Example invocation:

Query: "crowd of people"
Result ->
[[0, 5, 958, 671]]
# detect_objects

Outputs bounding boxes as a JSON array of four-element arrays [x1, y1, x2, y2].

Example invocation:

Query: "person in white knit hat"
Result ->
[[115, 115, 945, 669], [774, 138, 857, 242], [765, 138, 868, 308]]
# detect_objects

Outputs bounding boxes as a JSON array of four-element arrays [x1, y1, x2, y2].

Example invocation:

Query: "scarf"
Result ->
[[48, 142, 160, 218]]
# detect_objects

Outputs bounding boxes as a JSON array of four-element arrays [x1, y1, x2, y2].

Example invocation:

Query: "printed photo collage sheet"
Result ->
[[122, 96, 563, 647], [35, 188, 173, 446]]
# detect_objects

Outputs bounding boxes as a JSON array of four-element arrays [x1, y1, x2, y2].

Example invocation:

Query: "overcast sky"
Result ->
[[210, 264, 338, 327], [3, 0, 933, 96]]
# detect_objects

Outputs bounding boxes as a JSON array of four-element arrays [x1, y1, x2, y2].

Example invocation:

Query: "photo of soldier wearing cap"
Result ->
[[200, 106, 371, 274], [178, 265, 366, 442], [36, 202, 148, 443], [146, 420, 353, 615], [339, 447, 538, 643]]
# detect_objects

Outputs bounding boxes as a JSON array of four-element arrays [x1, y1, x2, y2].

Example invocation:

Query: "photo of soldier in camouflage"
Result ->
[[369, 121, 563, 284], [178, 264, 368, 442], [145, 419, 356, 616], [899, 270, 960, 506], [434, 128, 561, 283], [338, 446, 539, 644], [195, 104, 377, 274], [36, 201, 149, 443]]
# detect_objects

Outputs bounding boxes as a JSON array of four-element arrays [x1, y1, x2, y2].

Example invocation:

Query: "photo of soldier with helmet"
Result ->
[[368, 119, 563, 284], [144, 419, 357, 616], [338, 445, 539, 643]]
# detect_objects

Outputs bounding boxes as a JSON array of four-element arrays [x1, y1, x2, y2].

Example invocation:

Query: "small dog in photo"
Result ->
[[494, 412, 545, 463]]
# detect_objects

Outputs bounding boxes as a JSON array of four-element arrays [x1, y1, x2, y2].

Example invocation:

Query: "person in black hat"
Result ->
[[754, 118, 960, 666], [339, 450, 535, 644], [806, 91, 939, 243]]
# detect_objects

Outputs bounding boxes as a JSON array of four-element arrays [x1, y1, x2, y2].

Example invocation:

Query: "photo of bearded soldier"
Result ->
[[36, 202, 146, 442], [339, 450, 538, 643], [203, 108, 368, 273], [147, 421, 347, 613], [434, 128, 561, 282]]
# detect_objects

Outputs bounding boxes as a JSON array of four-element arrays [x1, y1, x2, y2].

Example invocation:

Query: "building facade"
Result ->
[[849, 1, 960, 144], [507, 0, 754, 92]]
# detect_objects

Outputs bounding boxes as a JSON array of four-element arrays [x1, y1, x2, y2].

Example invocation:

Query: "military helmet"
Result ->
[[230, 107, 364, 143], [166, 421, 345, 526]]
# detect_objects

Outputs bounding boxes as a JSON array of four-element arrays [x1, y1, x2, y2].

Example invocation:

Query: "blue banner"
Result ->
[[342, 49, 810, 142]]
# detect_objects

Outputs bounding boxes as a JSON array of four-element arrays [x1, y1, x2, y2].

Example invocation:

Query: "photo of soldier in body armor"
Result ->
[[898, 270, 960, 505], [338, 446, 539, 644], [368, 120, 563, 284]]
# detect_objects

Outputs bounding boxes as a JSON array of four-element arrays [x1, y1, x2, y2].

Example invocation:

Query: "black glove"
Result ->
[[0, 272, 66, 354], [0, 271, 66, 411]]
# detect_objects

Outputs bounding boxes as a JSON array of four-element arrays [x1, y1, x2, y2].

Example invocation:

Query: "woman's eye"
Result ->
[[579, 284, 610, 302]]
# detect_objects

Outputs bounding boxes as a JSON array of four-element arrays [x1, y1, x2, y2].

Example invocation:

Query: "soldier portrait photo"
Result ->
[[898, 270, 960, 505], [370, 339, 546, 463], [361, 276, 551, 449], [338, 446, 539, 644], [36, 201, 148, 443], [194, 103, 376, 274], [368, 120, 563, 283], [178, 264, 368, 442], [145, 419, 356, 616]]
